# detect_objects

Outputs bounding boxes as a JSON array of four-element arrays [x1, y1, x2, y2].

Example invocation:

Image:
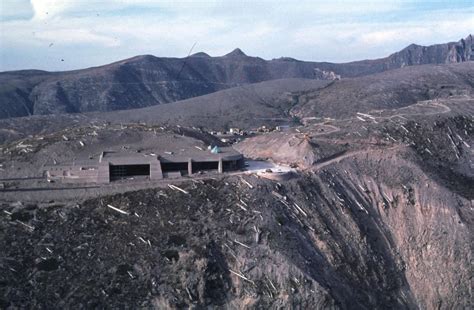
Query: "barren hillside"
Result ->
[[291, 62, 474, 118], [0, 35, 471, 119], [1, 141, 471, 308]]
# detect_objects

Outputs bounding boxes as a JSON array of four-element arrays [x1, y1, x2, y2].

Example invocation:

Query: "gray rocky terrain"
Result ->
[[0, 35, 471, 119], [1, 92, 472, 308], [0, 36, 472, 309], [0, 62, 472, 143]]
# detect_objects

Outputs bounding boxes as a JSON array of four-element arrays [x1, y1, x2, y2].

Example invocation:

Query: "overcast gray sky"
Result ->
[[1, 0, 473, 71]]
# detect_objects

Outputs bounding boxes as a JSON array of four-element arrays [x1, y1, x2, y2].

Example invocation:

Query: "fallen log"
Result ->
[[168, 184, 189, 194], [229, 269, 255, 284], [107, 204, 129, 215]]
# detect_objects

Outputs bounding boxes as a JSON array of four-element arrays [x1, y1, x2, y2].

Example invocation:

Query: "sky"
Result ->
[[0, 0, 473, 71]]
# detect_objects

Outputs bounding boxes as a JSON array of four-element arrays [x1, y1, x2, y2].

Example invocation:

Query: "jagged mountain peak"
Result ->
[[224, 48, 247, 57], [403, 43, 422, 50]]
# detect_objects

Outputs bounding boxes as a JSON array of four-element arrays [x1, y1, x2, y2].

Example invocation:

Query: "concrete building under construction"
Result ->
[[46, 146, 244, 184]]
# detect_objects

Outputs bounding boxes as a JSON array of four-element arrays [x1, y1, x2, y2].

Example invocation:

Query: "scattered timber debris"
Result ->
[[168, 184, 189, 194], [107, 204, 130, 215], [240, 177, 253, 189], [229, 269, 255, 284]]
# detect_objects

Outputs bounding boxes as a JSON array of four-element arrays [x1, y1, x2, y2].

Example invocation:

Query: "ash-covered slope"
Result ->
[[96, 78, 331, 130], [0, 35, 471, 119], [292, 62, 474, 119], [95, 62, 474, 130], [0, 50, 327, 119], [0, 78, 328, 144], [1, 146, 471, 308], [0, 61, 472, 143], [0, 96, 472, 308]]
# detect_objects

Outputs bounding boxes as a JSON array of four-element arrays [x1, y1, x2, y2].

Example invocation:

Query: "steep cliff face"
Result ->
[[448, 34, 474, 62], [386, 35, 473, 68], [321, 149, 472, 309], [386, 114, 474, 199], [232, 109, 473, 308]]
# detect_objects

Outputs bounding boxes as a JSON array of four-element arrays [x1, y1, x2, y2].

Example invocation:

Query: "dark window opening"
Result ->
[[223, 159, 242, 171], [110, 164, 150, 180], [192, 161, 218, 172], [161, 162, 188, 173]]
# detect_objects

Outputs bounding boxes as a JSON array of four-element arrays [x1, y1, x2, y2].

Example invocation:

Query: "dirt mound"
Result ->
[[235, 131, 347, 168]]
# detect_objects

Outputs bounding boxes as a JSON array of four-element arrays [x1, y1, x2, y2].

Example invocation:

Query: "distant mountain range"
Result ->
[[0, 35, 471, 119], [1, 61, 471, 144]]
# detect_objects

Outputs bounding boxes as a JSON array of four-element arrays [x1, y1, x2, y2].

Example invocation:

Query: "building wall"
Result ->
[[46, 154, 244, 184], [47, 166, 100, 183]]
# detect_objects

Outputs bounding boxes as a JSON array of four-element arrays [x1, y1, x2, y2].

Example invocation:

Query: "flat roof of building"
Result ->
[[45, 130, 243, 168], [101, 145, 242, 163]]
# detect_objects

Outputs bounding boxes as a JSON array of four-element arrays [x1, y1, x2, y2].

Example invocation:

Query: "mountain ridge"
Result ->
[[0, 62, 472, 145], [0, 35, 471, 119]]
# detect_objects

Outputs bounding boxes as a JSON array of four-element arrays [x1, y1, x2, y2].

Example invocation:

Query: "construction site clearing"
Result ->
[[3, 97, 470, 203], [46, 147, 244, 184], [0, 123, 299, 202]]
